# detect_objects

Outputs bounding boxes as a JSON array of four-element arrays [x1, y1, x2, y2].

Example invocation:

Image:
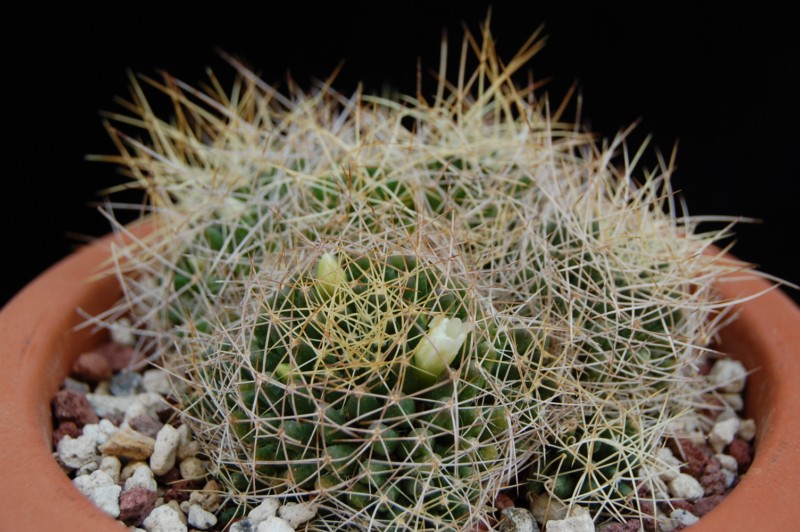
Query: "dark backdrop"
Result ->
[[4, 2, 798, 306]]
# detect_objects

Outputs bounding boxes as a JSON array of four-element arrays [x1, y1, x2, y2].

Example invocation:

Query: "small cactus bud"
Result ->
[[412, 315, 469, 377], [316, 252, 347, 299]]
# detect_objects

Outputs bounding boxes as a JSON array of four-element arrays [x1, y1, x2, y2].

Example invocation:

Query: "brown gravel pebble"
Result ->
[[668, 438, 714, 477], [163, 479, 203, 503], [94, 341, 136, 371], [727, 438, 753, 472], [691, 495, 725, 517], [664, 500, 693, 513], [157, 467, 183, 485], [71, 352, 113, 382], [699, 457, 728, 495], [638, 501, 657, 532], [494, 492, 515, 510], [52, 421, 82, 447], [119, 487, 158, 526], [52, 389, 99, 427], [599, 519, 641, 532], [128, 413, 164, 439]]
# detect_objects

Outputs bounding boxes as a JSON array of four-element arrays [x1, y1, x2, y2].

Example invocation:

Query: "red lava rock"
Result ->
[[105, 412, 124, 427], [638, 501, 657, 532], [600, 519, 641, 532], [94, 341, 135, 371], [494, 492, 515, 510], [157, 468, 182, 485], [727, 438, 753, 472], [52, 389, 98, 427], [699, 456, 727, 495], [691, 494, 725, 517], [118, 487, 157, 526], [666, 499, 693, 512], [70, 352, 112, 383], [668, 438, 713, 477], [163, 479, 201, 503], [52, 421, 81, 447], [128, 414, 163, 439]]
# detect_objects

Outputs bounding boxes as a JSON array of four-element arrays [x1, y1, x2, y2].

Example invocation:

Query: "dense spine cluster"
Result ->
[[96, 20, 745, 530]]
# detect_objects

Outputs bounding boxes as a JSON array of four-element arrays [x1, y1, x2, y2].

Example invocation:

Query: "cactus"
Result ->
[[95, 18, 750, 531]]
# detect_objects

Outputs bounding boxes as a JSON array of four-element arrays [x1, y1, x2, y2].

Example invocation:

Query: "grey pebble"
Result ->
[[110, 370, 144, 396], [229, 518, 256, 532], [62, 377, 91, 394]]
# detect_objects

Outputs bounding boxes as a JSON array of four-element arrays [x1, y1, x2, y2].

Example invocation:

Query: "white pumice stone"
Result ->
[[709, 417, 740, 453], [57, 433, 100, 470], [87, 393, 136, 417], [666, 415, 705, 445], [177, 423, 192, 446], [277, 502, 318, 528], [720, 393, 744, 412], [738, 418, 757, 441], [150, 424, 180, 475], [87, 392, 166, 418], [544, 506, 593, 532], [120, 460, 149, 482], [655, 447, 682, 482], [721, 467, 736, 488], [715, 453, 739, 472], [256, 516, 295, 532], [498, 507, 539, 532], [83, 419, 119, 446], [175, 424, 201, 460], [179, 457, 207, 480], [73, 470, 122, 518], [142, 369, 172, 395], [124, 464, 158, 492], [143, 503, 188, 532], [670, 509, 699, 527], [110, 317, 136, 346], [76, 460, 100, 477], [123, 402, 150, 427], [187, 504, 217, 530], [715, 408, 738, 423], [166, 500, 187, 524], [669, 473, 704, 501], [249, 498, 281, 524], [99, 455, 122, 483], [708, 359, 747, 393]]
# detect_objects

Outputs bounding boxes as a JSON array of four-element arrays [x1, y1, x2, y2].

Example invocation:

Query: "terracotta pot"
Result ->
[[1, 228, 798, 531]]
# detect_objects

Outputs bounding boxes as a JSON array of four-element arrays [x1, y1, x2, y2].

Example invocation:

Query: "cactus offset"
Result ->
[[93, 18, 752, 531]]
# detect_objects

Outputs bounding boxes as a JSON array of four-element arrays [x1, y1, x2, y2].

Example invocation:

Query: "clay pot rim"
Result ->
[[0, 226, 798, 531]]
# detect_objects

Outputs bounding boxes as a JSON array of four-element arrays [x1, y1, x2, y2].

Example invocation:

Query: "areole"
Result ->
[[0, 224, 798, 531]]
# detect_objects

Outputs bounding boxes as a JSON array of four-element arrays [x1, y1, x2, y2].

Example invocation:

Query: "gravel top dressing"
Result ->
[[52, 333, 756, 531]]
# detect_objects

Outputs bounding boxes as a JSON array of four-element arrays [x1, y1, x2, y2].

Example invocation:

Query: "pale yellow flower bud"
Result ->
[[413, 315, 469, 377], [316, 252, 346, 299]]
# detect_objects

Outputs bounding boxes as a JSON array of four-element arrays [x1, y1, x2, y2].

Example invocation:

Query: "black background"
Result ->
[[4, 2, 798, 306]]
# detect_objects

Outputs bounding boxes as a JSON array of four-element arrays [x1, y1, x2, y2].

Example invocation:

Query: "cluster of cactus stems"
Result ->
[[93, 18, 750, 531]]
